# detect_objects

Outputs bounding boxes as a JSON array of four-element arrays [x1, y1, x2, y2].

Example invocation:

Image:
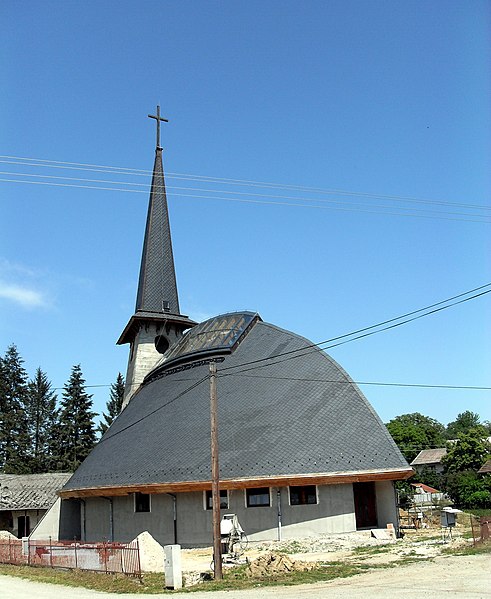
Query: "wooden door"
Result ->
[[353, 482, 377, 529]]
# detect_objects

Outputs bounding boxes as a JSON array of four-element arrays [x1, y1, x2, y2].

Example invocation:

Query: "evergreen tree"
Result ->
[[25, 368, 58, 472], [57, 365, 96, 471], [0, 345, 30, 473], [98, 372, 124, 436]]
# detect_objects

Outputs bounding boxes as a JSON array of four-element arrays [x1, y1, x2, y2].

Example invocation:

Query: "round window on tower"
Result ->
[[155, 335, 169, 354]]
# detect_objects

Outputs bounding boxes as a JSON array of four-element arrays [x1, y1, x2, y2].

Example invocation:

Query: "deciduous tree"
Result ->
[[385, 412, 446, 463]]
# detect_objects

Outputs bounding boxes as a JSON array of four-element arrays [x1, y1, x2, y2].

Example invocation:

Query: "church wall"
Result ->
[[83, 498, 112, 541], [112, 494, 175, 545], [374, 481, 398, 530], [80, 481, 397, 546]]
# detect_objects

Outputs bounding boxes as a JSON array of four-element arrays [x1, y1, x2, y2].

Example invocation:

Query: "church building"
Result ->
[[57, 108, 412, 546]]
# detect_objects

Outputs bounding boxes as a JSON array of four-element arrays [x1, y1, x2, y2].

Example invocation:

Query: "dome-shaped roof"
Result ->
[[63, 314, 410, 495]]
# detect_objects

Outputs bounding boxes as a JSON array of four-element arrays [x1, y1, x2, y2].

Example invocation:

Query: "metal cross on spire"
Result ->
[[148, 105, 169, 149]]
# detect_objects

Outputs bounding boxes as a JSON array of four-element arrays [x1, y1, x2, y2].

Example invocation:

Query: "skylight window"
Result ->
[[152, 311, 258, 373]]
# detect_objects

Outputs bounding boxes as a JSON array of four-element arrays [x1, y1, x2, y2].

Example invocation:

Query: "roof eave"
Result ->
[[59, 467, 414, 499], [117, 312, 197, 345]]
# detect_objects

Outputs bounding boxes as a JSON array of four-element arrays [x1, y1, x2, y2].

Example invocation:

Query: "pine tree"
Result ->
[[25, 368, 58, 473], [57, 365, 96, 471], [0, 345, 30, 473], [98, 372, 125, 436]]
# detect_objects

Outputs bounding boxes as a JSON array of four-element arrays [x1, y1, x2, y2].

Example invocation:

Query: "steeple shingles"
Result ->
[[135, 148, 180, 315]]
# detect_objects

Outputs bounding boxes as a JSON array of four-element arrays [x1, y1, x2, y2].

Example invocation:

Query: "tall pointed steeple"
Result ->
[[117, 107, 196, 407], [135, 146, 180, 315]]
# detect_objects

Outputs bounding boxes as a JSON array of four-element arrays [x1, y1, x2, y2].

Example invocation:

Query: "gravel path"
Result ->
[[1, 554, 490, 598]]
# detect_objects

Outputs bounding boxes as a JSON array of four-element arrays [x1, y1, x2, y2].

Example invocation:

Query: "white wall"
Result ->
[[79, 482, 379, 547]]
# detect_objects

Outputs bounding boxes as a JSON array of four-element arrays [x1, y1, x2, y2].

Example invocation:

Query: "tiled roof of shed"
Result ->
[[478, 458, 491, 474], [0, 473, 72, 510], [410, 448, 447, 466], [63, 317, 410, 493]]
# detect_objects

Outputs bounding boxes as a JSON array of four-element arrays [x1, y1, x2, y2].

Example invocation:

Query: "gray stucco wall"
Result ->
[[374, 481, 398, 529], [80, 481, 396, 546]]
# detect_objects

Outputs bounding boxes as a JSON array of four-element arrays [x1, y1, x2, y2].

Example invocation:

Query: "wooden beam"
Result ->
[[59, 468, 413, 499]]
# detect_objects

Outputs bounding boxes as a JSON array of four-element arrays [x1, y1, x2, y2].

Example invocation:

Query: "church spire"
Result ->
[[117, 107, 196, 407], [135, 140, 180, 314]]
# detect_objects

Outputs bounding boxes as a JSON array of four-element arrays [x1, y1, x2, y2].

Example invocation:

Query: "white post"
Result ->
[[164, 544, 182, 589]]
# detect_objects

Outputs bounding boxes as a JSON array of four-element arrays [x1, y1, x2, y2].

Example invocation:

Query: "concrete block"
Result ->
[[164, 544, 182, 589]]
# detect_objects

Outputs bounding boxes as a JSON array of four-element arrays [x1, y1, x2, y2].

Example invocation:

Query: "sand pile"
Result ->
[[246, 553, 314, 577]]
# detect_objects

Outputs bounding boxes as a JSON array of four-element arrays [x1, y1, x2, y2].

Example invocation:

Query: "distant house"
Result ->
[[477, 459, 491, 475], [410, 449, 447, 474], [0, 473, 71, 538], [410, 483, 445, 505]]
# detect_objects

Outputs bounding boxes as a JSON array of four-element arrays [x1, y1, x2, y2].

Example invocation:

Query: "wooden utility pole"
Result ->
[[209, 361, 222, 579]]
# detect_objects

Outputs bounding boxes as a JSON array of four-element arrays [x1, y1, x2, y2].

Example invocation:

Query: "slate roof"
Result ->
[[63, 315, 410, 494], [410, 448, 447, 466], [135, 147, 180, 315], [0, 473, 72, 510]]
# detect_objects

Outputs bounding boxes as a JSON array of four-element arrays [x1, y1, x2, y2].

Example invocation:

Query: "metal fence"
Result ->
[[0, 537, 141, 577], [471, 514, 491, 545]]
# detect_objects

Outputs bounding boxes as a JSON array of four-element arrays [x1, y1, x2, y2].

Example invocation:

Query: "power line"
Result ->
[[1, 170, 489, 219], [219, 284, 491, 375], [222, 289, 491, 376], [221, 374, 491, 391], [53, 379, 491, 392], [52, 283, 491, 393], [98, 375, 209, 444], [1, 177, 489, 224], [1, 154, 489, 211]]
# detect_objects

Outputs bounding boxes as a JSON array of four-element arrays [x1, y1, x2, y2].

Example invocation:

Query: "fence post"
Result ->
[[49, 536, 53, 568], [74, 537, 78, 569], [470, 514, 476, 546], [104, 540, 108, 574], [136, 538, 142, 581]]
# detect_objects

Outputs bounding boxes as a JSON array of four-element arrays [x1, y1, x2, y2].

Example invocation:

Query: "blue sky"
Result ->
[[1, 1, 490, 427]]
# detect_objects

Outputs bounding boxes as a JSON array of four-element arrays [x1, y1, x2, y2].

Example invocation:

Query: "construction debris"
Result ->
[[245, 553, 314, 577]]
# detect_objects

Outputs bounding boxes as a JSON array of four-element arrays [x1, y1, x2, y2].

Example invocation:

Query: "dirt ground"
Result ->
[[1, 553, 489, 598], [180, 525, 474, 575]]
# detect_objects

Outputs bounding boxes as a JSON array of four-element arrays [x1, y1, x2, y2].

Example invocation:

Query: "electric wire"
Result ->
[[222, 374, 491, 390], [219, 284, 491, 375], [1, 178, 488, 223], [220, 289, 491, 377], [1, 154, 489, 212], [97, 375, 209, 444], [1, 170, 489, 219]]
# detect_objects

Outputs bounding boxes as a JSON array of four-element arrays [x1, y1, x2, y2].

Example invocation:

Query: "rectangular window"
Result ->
[[289, 485, 318, 506], [134, 492, 151, 513], [204, 490, 229, 510], [246, 487, 271, 507]]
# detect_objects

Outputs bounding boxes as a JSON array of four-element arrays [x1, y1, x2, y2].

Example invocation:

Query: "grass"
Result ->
[[2, 540, 490, 594], [0, 561, 367, 594], [189, 561, 368, 592], [0, 564, 163, 594], [351, 543, 392, 555], [442, 541, 491, 557]]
